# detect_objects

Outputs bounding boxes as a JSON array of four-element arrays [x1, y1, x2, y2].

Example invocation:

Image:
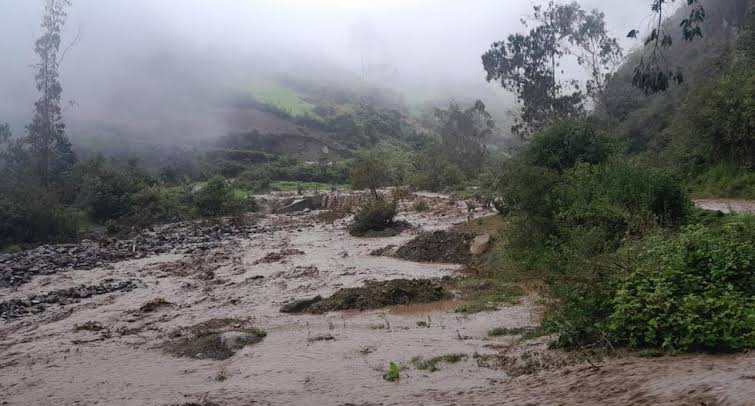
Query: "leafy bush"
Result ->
[[681, 65, 754, 169], [234, 167, 272, 194], [193, 176, 245, 217], [492, 158, 559, 217], [122, 185, 193, 228], [73, 159, 145, 223], [689, 164, 755, 199], [348, 198, 398, 236], [491, 142, 692, 349], [0, 190, 81, 246], [608, 217, 755, 351], [409, 152, 466, 192], [556, 159, 691, 249], [350, 144, 412, 193], [525, 121, 613, 172]]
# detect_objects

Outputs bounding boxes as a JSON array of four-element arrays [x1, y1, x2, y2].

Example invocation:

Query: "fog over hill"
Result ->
[[1, 0, 652, 147]]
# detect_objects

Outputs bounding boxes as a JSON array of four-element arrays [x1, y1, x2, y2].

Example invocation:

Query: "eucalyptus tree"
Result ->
[[627, 0, 706, 95], [434, 100, 495, 177], [482, 2, 622, 139], [26, 0, 76, 187]]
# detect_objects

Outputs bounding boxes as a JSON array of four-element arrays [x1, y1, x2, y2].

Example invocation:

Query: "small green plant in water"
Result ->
[[487, 326, 547, 340], [383, 362, 400, 382]]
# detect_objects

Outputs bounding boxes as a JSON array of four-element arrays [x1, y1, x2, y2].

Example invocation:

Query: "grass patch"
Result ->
[[232, 188, 254, 199], [451, 215, 506, 235], [411, 353, 468, 372], [452, 278, 524, 314], [487, 326, 547, 339], [383, 362, 401, 382], [246, 81, 317, 117], [271, 181, 350, 192]]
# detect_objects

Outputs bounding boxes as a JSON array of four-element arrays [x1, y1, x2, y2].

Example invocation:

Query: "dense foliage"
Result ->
[[490, 116, 752, 352], [609, 217, 754, 351]]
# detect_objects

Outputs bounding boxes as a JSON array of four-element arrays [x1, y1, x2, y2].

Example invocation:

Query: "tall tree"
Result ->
[[26, 0, 75, 187], [627, 0, 706, 94], [482, 1, 621, 139], [434, 100, 494, 177]]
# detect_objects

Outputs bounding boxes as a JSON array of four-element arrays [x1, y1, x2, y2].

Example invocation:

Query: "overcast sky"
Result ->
[[0, 0, 653, 139]]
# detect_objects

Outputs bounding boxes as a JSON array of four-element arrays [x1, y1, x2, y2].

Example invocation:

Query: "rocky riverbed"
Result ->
[[0, 192, 752, 406]]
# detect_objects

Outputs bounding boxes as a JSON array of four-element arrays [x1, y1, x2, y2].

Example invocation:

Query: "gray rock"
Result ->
[[219, 331, 263, 350], [470, 234, 491, 256], [280, 295, 322, 313]]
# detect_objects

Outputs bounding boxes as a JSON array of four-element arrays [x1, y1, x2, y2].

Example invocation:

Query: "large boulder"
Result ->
[[280, 295, 322, 313], [470, 234, 491, 256]]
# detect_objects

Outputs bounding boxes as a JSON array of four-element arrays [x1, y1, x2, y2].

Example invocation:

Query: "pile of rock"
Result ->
[[0, 219, 279, 288], [0, 279, 141, 320]]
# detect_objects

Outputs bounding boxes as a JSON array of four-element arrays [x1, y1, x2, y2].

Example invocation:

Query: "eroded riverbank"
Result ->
[[0, 192, 752, 406]]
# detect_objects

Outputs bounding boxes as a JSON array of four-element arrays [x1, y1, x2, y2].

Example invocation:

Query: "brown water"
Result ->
[[1, 194, 752, 405]]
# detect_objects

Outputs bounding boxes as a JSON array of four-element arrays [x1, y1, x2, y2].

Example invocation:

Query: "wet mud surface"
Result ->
[[0, 192, 752, 405]]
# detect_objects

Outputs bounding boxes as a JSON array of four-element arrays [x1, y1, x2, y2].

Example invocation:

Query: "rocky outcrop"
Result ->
[[0, 220, 278, 288], [0, 279, 142, 320]]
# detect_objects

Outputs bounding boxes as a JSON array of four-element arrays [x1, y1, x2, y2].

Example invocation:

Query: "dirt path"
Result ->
[[1, 193, 752, 406]]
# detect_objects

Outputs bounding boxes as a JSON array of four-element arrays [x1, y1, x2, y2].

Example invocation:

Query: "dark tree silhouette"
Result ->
[[627, 0, 706, 94], [482, 1, 621, 139], [26, 0, 76, 187], [434, 100, 494, 177]]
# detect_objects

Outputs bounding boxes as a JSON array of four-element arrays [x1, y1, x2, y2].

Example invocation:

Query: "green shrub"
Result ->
[[73, 159, 145, 223], [492, 158, 559, 217], [349, 147, 400, 194], [556, 160, 691, 251], [348, 198, 398, 236], [682, 65, 754, 169], [410, 153, 466, 192], [123, 185, 193, 228], [193, 176, 244, 217], [0, 190, 82, 246], [492, 155, 693, 349], [525, 121, 613, 172], [689, 164, 755, 199], [608, 217, 755, 352], [234, 167, 272, 194]]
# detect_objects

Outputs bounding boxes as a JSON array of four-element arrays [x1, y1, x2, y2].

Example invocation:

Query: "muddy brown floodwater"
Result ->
[[1, 193, 753, 406]]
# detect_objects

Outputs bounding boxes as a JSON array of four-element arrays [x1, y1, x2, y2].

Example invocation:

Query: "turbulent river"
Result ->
[[0, 192, 752, 405]]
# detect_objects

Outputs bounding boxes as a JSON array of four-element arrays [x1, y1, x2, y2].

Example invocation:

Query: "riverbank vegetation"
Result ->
[[1, 0, 752, 355]]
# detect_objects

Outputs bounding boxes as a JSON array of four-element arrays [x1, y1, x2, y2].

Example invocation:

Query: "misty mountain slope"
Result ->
[[215, 74, 428, 161], [600, 0, 753, 153]]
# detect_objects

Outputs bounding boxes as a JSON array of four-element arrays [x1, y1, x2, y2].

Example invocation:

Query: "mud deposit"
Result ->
[[1, 192, 752, 405], [392, 230, 475, 264], [292, 278, 451, 314]]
